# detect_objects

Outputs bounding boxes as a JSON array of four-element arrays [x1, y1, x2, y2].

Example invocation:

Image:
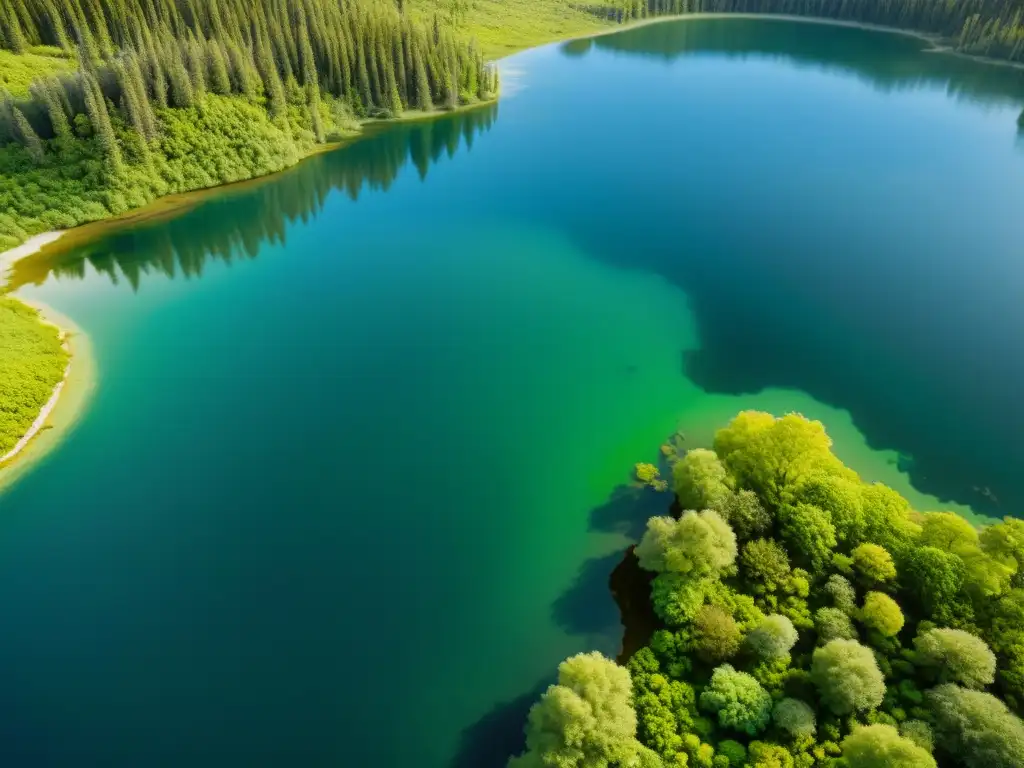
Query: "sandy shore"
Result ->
[[0, 299, 96, 491], [0, 231, 64, 276], [0, 358, 70, 464]]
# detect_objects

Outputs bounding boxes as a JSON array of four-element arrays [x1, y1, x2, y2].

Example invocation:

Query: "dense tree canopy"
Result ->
[[516, 412, 1024, 768], [636, 510, 737, 578], [811, 639, 886, 715], [509, 652, 657, 768], [699, 664, 773, 736], [914, 628, 997, 689], [585, 0, 1024, 66], [841, 723, 937, 768], [0, 0, 498, 250], [858, 591, 904, 637]]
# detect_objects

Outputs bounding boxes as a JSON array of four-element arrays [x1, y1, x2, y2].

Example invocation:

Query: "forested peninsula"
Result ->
[[510, 412, 1024, 768]]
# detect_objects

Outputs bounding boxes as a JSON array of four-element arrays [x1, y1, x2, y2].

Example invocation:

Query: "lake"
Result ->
[[3, 16, 1024, 767]]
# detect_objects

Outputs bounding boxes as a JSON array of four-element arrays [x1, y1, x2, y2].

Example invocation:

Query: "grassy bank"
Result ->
[[0, 297, 69, 458]]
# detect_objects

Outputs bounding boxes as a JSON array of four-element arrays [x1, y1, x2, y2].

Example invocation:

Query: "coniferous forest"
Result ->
[[587, 0, 1024, 62], [0, 0, 498, 250]]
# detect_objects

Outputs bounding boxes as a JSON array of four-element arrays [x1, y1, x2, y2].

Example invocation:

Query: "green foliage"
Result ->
[[651, 574, 708, 627], [810, 640, 885, 715], [0, 297, 68, 455], [823, 574, 857, 615], [981, 518, 1024, 588], [858, 592, 904, 638], [851, 544, 896, 586], [746, 615, 798, 661], [513, 412, 1024, 768], [927, 684, 1024, 768], [0, 48, 72, 97], [741, 539, 791, 592], [714, 412, 850, 507], [636, 462, 668, 492], [510, 652, 652, 768], [914, 628, 996, 689], [693, 605, 742, 664], [746, 741, 794, 767], [815, 607, 857, 644], [902, 546, 970, 625], [772, 698, 816, 739], [700, 664, 773, 736], [636, 511, 737, 578], [0, 0, 499, 251], [778, 502, 837, 573], [633, 672, 696, 761], [898, 720, 933, 751], [715, 740, 746, 767], [792, 472, 865, 545], [722, 489, 772, 541], [840, 723, 937, 768], [672, 448, 732, 513]]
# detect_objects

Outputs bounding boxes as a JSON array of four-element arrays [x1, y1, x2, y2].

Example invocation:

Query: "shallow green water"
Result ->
[[3, 17, 1024, 767]]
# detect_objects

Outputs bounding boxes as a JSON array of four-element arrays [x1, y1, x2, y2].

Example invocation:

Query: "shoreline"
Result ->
[[0, 299, 96, 491], [0, 97, 500, 269], [0, 231, 65, 277], [523, 12, 1024, 73], [5, 14, 1020, 265], [0, 352, 70, 465], [1, 13, 1019, 487]]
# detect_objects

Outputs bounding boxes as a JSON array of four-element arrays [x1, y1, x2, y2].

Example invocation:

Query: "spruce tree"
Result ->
[[186, 33, 207, 100], [81, 70, 123, 171], [30, 77, 72, 142], [206, 39, 231, 95], [125, 51, 158, 139], [1, 3, 29, 53], [13, 106, 45, 161]]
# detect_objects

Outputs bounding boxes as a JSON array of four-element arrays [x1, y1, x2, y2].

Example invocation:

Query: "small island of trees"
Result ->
[[510, 412, 1024, 768]]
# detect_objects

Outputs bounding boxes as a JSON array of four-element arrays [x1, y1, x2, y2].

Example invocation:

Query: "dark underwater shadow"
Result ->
[[551, 551, 626, 637], [589, 484, 671, 540], [450, 680, 549, 768]]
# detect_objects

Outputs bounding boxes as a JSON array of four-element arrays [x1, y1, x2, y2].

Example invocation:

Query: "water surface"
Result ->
[[3, 17, 1024, 767]]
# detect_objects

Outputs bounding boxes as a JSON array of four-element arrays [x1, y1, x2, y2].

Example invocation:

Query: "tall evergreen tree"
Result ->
[[206, 38, 231, 95], [12, 106, 44, 161], [81, 70, 123, 171], [29, 77, 72, 142]]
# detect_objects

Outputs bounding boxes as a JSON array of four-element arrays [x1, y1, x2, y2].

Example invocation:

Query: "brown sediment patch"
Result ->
[[609, 545, 658, 664]]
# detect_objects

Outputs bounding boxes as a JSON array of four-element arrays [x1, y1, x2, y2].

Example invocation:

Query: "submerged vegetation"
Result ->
[[511, 412, 1024, 768], [0, 0, 498, 251], [0, 298, 67, 458]]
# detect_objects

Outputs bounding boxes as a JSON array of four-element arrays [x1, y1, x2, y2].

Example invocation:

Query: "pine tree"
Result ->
[[254, 29, 286, 119], [206, 39, 231, 95], [162, 37, 195, 108], [81, 70, 123, 171], [30, 76, 72, 142], [186, 33, 207, 100], [125, 51, 158, 138], [412, 39, 432, 110], [13, 106, 45, 161], [1, 3, 29, 53]]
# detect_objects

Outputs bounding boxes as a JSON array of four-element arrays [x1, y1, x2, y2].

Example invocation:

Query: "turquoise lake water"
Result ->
[[2, 16, 1024, 766]]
